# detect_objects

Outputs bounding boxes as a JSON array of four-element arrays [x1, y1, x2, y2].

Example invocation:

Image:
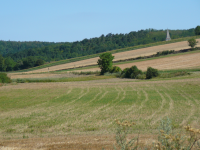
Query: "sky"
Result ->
[[0, 0, 200, 42]]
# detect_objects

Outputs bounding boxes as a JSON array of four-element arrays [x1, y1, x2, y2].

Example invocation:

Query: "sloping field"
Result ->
[[0, 78, 200, 149], [23, 39, 200, 73], [70, 51, 200, 72]]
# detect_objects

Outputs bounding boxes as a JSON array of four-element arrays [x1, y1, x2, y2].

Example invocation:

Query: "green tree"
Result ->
[[188, 38, 198, 48], [195, 25, 200, 35], [97, 52, 114, 75], [146, 67, 159, 79], [4, 57, 16, 71], [0, 55, 5, 71], [35, 59, 44, 66]]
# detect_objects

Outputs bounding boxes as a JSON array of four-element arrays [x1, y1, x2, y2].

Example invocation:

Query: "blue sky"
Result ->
[[0, 0, 199, 42]]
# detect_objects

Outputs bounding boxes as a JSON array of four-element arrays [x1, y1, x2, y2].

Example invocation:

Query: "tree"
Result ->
[[188, 38, 198, 48], [4, 57, 16, 71], [35, 59, 44, 66], [195, 26, 200, 35], [146, 67, 159, 79], [0, 55, 5, 71], [97, 52, 114, 75]]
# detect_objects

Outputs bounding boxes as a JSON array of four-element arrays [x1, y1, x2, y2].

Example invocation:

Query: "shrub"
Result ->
[[109, 66, 122, 73], [146, 67, 159, 79], [0, 73, 11, 83], [136, 74, 146, 79], [128, 66, 143, 79]]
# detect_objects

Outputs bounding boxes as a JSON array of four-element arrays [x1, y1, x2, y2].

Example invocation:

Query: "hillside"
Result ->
[[21, 39, 200, 73], [1, 28, 195, 65]]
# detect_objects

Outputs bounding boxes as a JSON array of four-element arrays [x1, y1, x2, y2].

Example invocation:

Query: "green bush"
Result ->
[[0, 73, 11, 83], [136, 74, 146, 79], [126, 66, 143, 78], [146, 67, 159, 79], [109, 66, 122, 73]]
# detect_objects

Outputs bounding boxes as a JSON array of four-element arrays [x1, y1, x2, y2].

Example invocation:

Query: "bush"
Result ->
[[146, 67, 159, 79], [109, 66, 122, 73], [136, 74, 146, 79], [0, 73, 11, 83]]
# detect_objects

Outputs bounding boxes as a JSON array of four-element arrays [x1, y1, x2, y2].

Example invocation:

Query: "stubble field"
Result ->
[[0, 76, 200, 149]]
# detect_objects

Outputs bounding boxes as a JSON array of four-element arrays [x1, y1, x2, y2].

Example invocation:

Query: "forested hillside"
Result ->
[[0, 28, 196, 71], [0, 41, 57, 56]]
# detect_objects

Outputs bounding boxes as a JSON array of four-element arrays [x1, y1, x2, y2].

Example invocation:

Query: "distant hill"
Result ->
[[0, 28, 196, 71]]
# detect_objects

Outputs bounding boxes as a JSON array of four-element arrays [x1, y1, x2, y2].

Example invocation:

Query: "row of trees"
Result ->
[[0, 55, 44, 71]]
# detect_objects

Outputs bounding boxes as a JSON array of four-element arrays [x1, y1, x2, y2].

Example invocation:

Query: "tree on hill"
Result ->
[[188, 38, 198, 48], [195, 26, 200, 35], [97, 52, 114, 75]]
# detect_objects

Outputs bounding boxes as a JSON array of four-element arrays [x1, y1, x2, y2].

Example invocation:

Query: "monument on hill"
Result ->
[[166, 29, 171, 41]]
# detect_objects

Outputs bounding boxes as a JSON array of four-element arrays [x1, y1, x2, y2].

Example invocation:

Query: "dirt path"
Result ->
[[18, 39, 200, 74]]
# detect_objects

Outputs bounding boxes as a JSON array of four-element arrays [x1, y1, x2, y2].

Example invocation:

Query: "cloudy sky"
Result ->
[[1, 0, 199, 42]]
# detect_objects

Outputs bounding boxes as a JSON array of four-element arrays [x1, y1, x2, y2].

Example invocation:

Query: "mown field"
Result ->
[[0, 76, 200, 140]]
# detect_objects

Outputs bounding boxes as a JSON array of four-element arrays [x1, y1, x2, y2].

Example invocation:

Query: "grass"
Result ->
[[12, 75, 115, 83], [12, 36, 200, 73], [0, 76, 200, 139]]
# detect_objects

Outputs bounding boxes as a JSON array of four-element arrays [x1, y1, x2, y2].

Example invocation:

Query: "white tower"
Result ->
[[166, 29, 171, 41]]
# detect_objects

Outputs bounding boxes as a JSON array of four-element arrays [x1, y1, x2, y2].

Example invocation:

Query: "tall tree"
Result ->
[[97, 52, 114, 75]]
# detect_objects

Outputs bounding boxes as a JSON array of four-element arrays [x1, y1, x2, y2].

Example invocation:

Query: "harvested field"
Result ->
[[0, 77, 200, 149], [70, 51, 200, 72], [22, 39, 200, 73]]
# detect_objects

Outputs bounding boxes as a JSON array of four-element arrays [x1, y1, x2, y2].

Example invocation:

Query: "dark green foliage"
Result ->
[[0, 73, 11, 83], [0, 55, 5, 71], [195, 26, 200, 35], [146, 67, 159, 79], [156, 50, 175, 56], [22, 56, 37, 69], [109, 66, 122, 73], [35, 59, 45, 66], [188, 38, 198, 48], [97, 52, 114, 75], [121, 66, 143, 78], [4, 57, 16, 71]]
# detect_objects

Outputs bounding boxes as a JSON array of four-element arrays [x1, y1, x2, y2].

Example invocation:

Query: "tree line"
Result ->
[[0, 27, 198, 71]]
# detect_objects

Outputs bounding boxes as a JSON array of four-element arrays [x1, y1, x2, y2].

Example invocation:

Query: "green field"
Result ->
[[0, 76, 200, 139]]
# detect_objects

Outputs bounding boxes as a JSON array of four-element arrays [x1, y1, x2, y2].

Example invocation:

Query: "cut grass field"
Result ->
[[1, 71, 200, 149], [0, 77, 200, 138]]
